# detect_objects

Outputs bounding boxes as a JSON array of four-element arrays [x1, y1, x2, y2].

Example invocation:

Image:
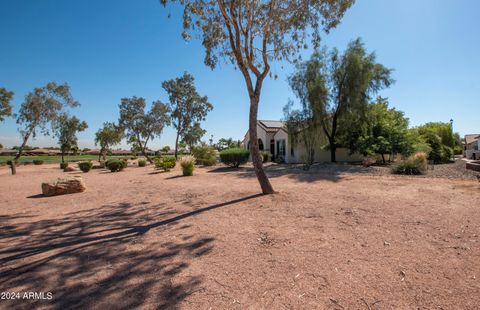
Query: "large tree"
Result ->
[[159, 0, 354, 194], [11, 82, 79, 175], [0, 87, 14, 122], [289, 39, 393, 162], [118, 97, 170, 162], [162, 72, 212, 159], [52, 113, 88, 163]]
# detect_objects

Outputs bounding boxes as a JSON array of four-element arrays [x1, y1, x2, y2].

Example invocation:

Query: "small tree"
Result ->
[[52, 113, 88, 163], [95, 122, 123, 161], [118, 97, 171, 163], [182, 122, 206, 150], [283, 100, 318, 169], [11, 82, 79, 175], [159, 0, 354, 193], [162, 72, 213, 159], [342, 97, 411, 163], [216, 137, 241, 151], [0, 87, 14, 122]]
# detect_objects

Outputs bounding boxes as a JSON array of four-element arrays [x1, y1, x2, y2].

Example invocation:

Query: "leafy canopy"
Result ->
[[162, 72, 212, 155], [16, 82, 79, 139], [118, 96, 171, 153], [0, 87, 14, 122], [52, 113, 88, 154], [95, 122, 124, 153], [160, 0, 354, 73]]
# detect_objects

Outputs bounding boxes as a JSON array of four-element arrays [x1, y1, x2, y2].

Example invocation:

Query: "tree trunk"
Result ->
[[330, 141, 337, 163], [381, 153, 386, 164], [10, 129, 33, 175], [174, 131, 180, 160], [249, 96, 275, 194], [61, 151, 65, 164]]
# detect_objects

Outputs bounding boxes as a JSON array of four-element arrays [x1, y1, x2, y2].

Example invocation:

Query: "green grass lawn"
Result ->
[[0, 155, 136, 164]]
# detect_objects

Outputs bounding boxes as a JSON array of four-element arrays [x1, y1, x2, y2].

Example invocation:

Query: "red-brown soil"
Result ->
[[0, 163, 479, 309]]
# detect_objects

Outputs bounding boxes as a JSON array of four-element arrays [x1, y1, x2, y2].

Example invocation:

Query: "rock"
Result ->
[[41, 176, 86, 197], [362, 157, 376, 167], [63, 166, 76, 172]]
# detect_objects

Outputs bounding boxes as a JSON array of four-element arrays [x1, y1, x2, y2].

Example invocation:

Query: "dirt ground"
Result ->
[[0, 162, 479, 309]]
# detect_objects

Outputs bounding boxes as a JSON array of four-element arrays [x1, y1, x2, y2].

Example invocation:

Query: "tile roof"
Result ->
[[465, 134, 480, 145], [259, 120, 285, 129]]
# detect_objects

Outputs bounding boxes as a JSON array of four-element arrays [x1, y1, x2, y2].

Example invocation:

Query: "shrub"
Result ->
[[192, 145, 217, 166], [60, 162, 68, 169], [220, 148, 250, 168], [33, 160, 44, 165], [138, 159, 147, 167], [155, 155, 176, 171], [106, 159, 126, 172], [392, 152, 428, 175], [260, 151, 271, 163], [78, 161, 93, 172], [180, 155, 196, 176]]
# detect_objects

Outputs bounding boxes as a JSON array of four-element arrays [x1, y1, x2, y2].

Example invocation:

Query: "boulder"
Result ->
[[362, 157, 376, 167], [63, 166, 76, 172], [41, 176, 86, 197]]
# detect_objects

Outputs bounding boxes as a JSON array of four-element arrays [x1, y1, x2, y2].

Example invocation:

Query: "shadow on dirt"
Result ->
[[0, 193, 262, 308]]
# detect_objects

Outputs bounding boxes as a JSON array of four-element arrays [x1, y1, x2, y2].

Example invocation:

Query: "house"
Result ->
[[464, 134, 480, 160], [0, 149, 17, 156], [242, 120, 363, 164]]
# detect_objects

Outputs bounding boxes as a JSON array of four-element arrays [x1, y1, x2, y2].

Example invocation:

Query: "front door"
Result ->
[[270, 139, 275, 161]]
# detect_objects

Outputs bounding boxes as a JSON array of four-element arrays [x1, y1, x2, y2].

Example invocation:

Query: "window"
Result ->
[[258, 139, 264, 151], [276, 139, 286, 156]]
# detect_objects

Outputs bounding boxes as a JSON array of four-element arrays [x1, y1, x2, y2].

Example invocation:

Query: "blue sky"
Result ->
[[0, 0, 478, 149]]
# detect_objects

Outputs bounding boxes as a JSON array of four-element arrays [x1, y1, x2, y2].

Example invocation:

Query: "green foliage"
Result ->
[[343, 98, 412, 162], [191, 144, 217, 166], [162, 72, 212, 157], [60, 162, 68, 169], [14, 82, 80, 160], [155, 155, 176, 171], [418, 127, 453, 163], [392, 152, 428, 175], [138, 159, 147, 167], [78, 161, 93, 172], [180, 155, 196, 176], [0, 87, 14, 122], [118, 97, 171, 158], [260, 151, 271, 163], [182, 122, 206, 150], [288, 39, 393, 162], [160, 145, 171, 154], [33, 159, 44, 165], [220, 148, 249, 168], [52, 113, 88, 161], [95, 122, 123, 159], [216, 138, 242, 151], [106, 159, 126, 172]]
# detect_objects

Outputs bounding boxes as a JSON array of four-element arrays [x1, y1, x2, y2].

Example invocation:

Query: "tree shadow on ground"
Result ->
[[0, 193, 262, 309]]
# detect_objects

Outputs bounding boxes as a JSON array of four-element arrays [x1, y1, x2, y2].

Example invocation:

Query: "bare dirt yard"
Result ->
[[0, 162, 479, 309]]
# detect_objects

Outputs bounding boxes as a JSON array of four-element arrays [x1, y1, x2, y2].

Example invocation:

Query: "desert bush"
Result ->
[[138, 159, 147, 167], [33, 160, 44, 165], [78, 161, 93, 172], [60, 162, 68, 169], [192, 145, 217, 166], [392, 152, 428, 175], [260, 151, 271, 163], [180, 155, 196, 176], [155, 155, 176, 171], [220, 148, 249, 168], [106, 159, 126, 172]]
